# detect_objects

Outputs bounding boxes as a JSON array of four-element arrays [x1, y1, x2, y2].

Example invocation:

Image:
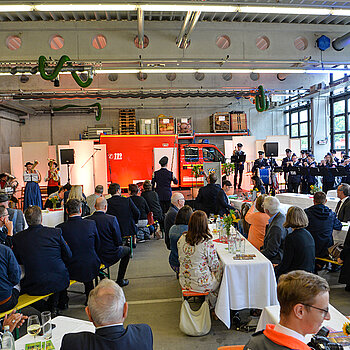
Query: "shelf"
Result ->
[[194, 132, 249, 137]]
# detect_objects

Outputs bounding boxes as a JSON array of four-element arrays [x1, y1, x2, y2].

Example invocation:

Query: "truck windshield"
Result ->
[[203, 147, 225, 163], [184, 147, 199, 162]]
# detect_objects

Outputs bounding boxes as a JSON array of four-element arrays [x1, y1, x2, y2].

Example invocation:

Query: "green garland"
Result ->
[[255, 85, 270, 112]]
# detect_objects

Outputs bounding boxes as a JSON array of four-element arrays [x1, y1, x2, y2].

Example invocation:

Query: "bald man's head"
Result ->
[[95, 196, 107, 212]]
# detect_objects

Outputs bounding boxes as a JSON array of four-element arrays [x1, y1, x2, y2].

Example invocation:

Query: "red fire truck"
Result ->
[[99, 134, 225, 188]]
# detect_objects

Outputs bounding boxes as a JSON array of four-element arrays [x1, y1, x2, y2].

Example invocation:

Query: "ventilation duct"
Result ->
[[332, 32, 350, 51]]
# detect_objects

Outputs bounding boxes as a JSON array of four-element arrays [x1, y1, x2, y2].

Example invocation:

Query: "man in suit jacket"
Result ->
[[60, 279, 153, 350], [305, 191, 342, 259], [195, 173, 221, 216], [89, 197, 131, 288], [164, 192, 185, 249], [106, 183, 140, 239], [0, 206, 13, 247], [12, 206, 72, 314], [57, 199, 101, 302], [0, 194, 25, 234], [261, 196, 287, 264], [216, 180, 235, 217], [335, 183, 350, 222]]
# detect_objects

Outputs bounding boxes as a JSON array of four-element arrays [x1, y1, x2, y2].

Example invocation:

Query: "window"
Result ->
[[203, 147, 225, 163], [284, 103, 311, 150], [184, 147, 199, 162]]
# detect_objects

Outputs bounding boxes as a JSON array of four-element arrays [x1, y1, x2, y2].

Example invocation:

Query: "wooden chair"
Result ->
[[218, 346, 245, 350]]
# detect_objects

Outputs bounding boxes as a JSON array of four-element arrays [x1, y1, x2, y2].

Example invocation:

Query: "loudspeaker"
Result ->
[[264, 142, 278, 157], [60, 149, 75, 164]]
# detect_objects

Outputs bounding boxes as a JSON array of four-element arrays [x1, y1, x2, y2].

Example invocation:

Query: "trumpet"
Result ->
[[52, 167, 59, 182], [29, 160, 39, 173]]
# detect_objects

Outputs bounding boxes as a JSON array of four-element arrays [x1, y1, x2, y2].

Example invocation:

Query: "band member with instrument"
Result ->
[[305, 153, 317, 193], [320, 153, 336, 194], [45, 159, 60, 196], [252, 151, 268, 174], [0, 173, 19, 206], [23, 161, 42, 210], [231, 143, 246, 191], [286, 154, 301, 193]]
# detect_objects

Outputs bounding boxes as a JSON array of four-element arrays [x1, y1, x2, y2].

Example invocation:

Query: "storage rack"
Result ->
[[119, 109, 137, 135]]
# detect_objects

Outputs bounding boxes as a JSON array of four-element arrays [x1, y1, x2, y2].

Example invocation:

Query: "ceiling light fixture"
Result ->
[[0, 5, 33, 12], [34, 4, 137, 11]]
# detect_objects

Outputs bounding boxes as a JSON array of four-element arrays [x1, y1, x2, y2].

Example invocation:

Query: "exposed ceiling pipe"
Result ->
[[332, 32, 350, 51], [182, 11, 201, 49], [176, 11, 192, 48], [137, 8, 144, 49]]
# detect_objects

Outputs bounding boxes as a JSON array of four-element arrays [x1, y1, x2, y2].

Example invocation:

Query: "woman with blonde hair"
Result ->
[[275, 206, 315, 279], [67, 185, 90, 217], [177, 210, 222, 307], [245, 194, 269, 250]]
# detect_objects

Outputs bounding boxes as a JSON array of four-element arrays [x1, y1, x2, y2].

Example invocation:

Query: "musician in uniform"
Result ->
[[331, 150, 340, 165], [252, 151, 268, 174], [23, 161, 42, 211], [341, 156, 350, 184], [286, 154, 301, 193], [305, 153, 317, 193], [282, 148, 293, 186], [299, 150, 309, 194], [231, 143, 246, 191], [320, 153, 336, 194], [45, 159, 60, 196]]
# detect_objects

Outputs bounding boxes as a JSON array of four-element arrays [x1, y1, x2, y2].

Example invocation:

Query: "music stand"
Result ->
[[330, 167, 349, 177], [299, 167, 310, 177]]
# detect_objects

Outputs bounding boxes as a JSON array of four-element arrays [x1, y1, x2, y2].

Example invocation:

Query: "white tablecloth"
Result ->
[[214, 237, 278, 329], [276, 193, 339, 211], [15, 316, 94, 350], [257, 304, 349, 344], [41, 209, 64, 227]]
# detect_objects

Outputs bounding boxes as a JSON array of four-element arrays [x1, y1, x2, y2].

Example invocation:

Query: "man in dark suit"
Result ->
[[164, 192, 185, 249], [195, 173, 221, 216], [106, 183, 140, 240], [335, 183, 350, 222], [216, 180, 235, 216], [60, 279, 153, 350], [152, 156, 178, 215], [305, 191, 342, 260], [261, 196, 287, 264], [89, 197, 131, 288], [12, 206, 72, 314], [57, 199, 101, 303], [0, 194, 25, 234]]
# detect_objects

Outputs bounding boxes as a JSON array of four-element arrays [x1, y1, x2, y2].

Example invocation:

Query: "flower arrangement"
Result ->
[[343, 322, 350, 336], [222, 162, 235, 177], [50, 195, 59, 209], [310, 185, 322, 194], [223, 209, 238, 236]]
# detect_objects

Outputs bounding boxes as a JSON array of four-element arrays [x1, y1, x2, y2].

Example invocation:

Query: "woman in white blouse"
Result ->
[[177, 210, 222, 307]]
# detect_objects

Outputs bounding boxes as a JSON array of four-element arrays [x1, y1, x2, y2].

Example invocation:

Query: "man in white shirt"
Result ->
[[335, 183, 350, 222], [244, 270, 330, 350]]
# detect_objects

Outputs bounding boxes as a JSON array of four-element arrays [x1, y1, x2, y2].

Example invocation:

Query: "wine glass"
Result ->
[[27, 315, 41, 340]]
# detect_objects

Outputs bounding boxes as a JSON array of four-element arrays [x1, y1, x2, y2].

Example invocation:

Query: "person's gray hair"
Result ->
[[95, 197, 107, 210], [171, 192, 184, 205], [338, 183, 350, 196], [263, 196, 280, 215], [95, 185, 104, 195], [88, 279, 126, 326], [24, 206, 42, 225]]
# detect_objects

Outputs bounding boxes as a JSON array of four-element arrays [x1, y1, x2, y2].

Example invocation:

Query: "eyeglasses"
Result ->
[[301, 303, 329, 317]]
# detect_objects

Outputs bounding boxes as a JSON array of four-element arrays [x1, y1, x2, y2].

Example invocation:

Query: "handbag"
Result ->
[[328, 242, 344, 261], [179, 299, 211, 336], [147, 211, 155, 226]]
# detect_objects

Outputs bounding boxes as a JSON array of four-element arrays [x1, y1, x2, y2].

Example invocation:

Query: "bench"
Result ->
[[315, 257, 343, 266], [181, 289, 209, 302]]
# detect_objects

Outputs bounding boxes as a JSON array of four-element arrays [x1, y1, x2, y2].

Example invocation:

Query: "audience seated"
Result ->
[[141, 180, 164, 234], [128, 184, 151, 240], [12, 206, 72, 314], [67, 185, 90, 217], [0, 194, 25, 234], [335, 183, 350, 222], [244, 270, 330, 350], [245, 195, 269, 249], [237, 202, 251, 238], [251, 175, 266, 194], [60, 279, 153, 350], [177, 210, 222, 308], [89, 197, 131, 288], [57, 199, 101, 304], [275, 206, 315, 279], [195, 173, 221, 217], [164, 193, 185, 250], [0, 243, 21, 313], [0, 206, 13, 247], [260, 196, 287, 264], [168, 205, 193, 276], [86, 185, 104, 215], [216, 180, 235, 216], [338, 226, 350, 291], [44, 186, 65, 209], [106, 184, 140, 243], [305, 191, 342, 264]]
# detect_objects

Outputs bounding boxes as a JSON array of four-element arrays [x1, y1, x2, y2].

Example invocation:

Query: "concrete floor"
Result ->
[[59, 238, 350, 350]]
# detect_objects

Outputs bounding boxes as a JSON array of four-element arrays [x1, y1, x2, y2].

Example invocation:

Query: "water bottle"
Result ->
[[1, 325, 15, 350]]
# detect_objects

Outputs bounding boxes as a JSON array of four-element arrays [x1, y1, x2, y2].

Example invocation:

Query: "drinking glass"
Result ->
[[27, 315, 41, 340], [241, 238, 246, 255], [41, 311, 52, 340], [235, 236, 241, 257]]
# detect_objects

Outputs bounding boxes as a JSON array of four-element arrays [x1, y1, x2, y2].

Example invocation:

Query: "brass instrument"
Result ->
[[31, 160, 39, 173], [52, 166, 60, 182]]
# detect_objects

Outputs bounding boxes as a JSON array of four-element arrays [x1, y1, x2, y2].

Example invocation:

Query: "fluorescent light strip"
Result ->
[[35, 4, 137, 12], [0, 5, 33, 12], [239, 5, 331, 15]]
